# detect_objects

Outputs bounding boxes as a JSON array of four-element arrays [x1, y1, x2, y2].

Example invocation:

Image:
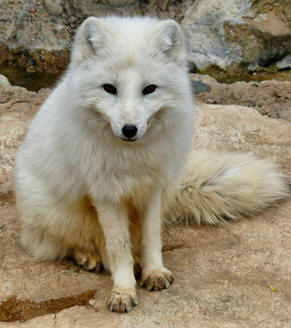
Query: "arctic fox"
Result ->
[[14, 16, 288, 313]]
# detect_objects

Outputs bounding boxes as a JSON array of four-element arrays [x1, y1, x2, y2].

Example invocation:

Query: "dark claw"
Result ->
[[83, 259, 89, 267], [130, 298, 135, 307], [134, 263, 142, 279], [94, 262, 104, 273], [142, 278, 149, 288]]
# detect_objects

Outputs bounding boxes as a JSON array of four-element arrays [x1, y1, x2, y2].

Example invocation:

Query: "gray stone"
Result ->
[[0, 74, 10, 87], [191, 80, 211, 94], [182, 0, 291, 80], [182, 0, 252, 70], [276, 55, 291, 70]]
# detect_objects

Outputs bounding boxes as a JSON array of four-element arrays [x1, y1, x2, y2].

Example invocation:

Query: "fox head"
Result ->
[[68, 16, 192, 143]]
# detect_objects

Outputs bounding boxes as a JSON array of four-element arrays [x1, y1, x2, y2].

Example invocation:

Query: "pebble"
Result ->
[[88, 299, 95, 306], [69, 16, 77, 23], [28, 7, 36, 14], [191, 80, 211, 94]]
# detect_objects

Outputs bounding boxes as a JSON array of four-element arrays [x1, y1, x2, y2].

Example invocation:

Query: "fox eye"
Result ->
[[103, 84, 117, 95], [142, 84, 157, 96]]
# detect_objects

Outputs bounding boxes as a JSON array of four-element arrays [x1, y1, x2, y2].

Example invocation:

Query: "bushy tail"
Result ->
[[164, 151, 290, 225]]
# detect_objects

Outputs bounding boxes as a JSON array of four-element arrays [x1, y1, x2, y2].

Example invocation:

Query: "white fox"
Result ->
[[14, 16, 289, 313]]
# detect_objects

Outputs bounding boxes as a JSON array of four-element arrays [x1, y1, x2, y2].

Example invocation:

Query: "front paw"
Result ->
[[73, 248, 103, 272], [107, 286, 138, 313], [141, 267, 174, 291]]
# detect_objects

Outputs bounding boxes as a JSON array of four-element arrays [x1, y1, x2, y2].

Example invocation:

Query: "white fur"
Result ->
[[14, 16, 289, 313], [14, 16, 193, 313], [164, 151, 289, 225]]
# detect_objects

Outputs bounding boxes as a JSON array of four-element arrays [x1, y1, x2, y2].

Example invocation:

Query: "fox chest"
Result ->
[[83, 145, 170, 201]]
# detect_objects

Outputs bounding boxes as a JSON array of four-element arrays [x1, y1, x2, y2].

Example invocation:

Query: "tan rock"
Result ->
[[193, 75, 291, 121], [0, 84, 290, 327]]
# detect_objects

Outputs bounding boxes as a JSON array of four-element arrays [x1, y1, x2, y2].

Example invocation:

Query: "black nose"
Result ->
[[122, 124, 138, 138]]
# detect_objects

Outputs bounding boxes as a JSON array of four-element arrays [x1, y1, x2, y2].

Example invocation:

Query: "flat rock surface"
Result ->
[[0, 81, 290, 327]]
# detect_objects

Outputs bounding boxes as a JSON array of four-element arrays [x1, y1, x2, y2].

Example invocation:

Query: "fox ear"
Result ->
[[153, 20, 186, 63], [71, 17, 108, 66]]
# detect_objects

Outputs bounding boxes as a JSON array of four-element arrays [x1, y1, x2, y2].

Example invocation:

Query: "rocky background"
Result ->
[[0, 0, 291, 327], [0, 0, 290, 89]]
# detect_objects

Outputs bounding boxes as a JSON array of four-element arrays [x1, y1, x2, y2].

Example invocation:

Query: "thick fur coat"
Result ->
[[14, 16, 289, 313]]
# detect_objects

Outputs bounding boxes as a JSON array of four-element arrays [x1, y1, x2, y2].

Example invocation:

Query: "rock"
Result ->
[[190, 73, 218, 85], [276, 55, 291, 70], [0, 0, 140, 90], [193, 75, 291, 121], [182, 0, 291, 82], [106, 0, 136, 5], [191, 80, 211, 94], [44, 0, 63, 15], [0, 80, 290, 327], [139, 0, 192, 22], [0, 0, 290, 89], [69, 16, 77, 23], [182, 0, 251, 70], [0, 74, 10, 87], [28, 7, 36, 14], [187, 61, 196, 73], [0, 80, 49, 201]]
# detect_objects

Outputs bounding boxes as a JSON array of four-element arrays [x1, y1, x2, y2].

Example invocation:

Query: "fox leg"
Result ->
[[140, 188, 174, 291], [93, 199, 137, 313]]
